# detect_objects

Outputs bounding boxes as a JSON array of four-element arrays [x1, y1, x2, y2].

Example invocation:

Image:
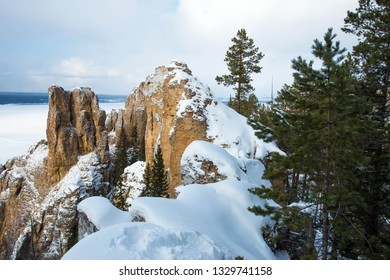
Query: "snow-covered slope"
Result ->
[[205, 96, 282, 159], [63, 179, 278, 260]]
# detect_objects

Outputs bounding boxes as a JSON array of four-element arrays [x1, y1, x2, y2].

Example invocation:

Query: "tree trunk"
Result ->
[[322, 196, 329, 259], [322, 78, 333, 260], [237, 82, 241, 114]]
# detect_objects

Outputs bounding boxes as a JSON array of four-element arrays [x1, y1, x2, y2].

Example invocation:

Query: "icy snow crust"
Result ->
[[62, 61, 283, 260]]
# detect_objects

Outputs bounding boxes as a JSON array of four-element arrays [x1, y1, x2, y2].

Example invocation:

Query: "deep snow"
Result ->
[[63, 179, 279, 260]]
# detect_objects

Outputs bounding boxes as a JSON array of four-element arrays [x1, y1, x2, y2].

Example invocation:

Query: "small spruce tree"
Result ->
[[151, 145, 169, 198], [112, 131, 129, 210], [141, 145, 169, 198], [141, 163, 152, 197], [128, 124, 140, 165]]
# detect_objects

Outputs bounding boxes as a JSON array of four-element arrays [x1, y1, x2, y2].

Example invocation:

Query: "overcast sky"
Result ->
[[0, 0, 358, 99]]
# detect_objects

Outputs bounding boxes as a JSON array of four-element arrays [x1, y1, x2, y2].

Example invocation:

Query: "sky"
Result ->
[[0, 0, 359, 99]]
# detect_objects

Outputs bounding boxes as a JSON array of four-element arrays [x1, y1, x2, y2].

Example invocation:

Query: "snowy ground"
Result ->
[[0, 103, 124, 164], [63, 139, 285, 260], [63, 179, 284, 260]]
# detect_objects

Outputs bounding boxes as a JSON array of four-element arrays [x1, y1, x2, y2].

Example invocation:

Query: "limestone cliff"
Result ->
[[0, 87, 111, 259], [116, 61, 212, 194], [47, 86, 109, 186], [113, 60, 276, 199]]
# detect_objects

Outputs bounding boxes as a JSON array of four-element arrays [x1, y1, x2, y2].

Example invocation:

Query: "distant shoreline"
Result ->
[[0, 92, 128, 105]]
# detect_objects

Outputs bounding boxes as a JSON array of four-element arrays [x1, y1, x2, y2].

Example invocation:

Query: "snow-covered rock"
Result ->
[[0, 141, 48, 259], [64, 178, 279, 260], [0, 147, 110, 259], [181, 140, 268, 186], [77, 196, 133, 240], [46, 86, 109, 186], [114, 60, 282, 194], [1, 60, 283, 260], [204, 97, 282, 159], [119, 161, 146, 206]]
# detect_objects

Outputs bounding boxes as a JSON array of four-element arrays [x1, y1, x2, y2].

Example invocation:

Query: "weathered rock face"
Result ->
[[30, 151, 108, 259], [46, 86, 109, 186], [0, 144, 108, 259], [0, 86, 111, 260], [0, 142, 48, 259], [116, 61, 211, 194]]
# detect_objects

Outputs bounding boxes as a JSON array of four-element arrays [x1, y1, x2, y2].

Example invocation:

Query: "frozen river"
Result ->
[[0, 103, 124, 164]]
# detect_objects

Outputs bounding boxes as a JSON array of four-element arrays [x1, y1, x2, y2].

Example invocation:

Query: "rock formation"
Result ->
[[47, 86, 109, 186], [0, 142, 48, 259], [116, 60, 277, 194], [0, 87, 111, 259], [115, 61, 212, 194], [180, 140, 267, 186], [0, 60, 278, 259]]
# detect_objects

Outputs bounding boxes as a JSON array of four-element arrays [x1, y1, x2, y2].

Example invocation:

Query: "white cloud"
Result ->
[[28, 58, 126, 92], [173, 0, 358, 98], [53, 58, 119, 78], [1, 0, 359, 97]]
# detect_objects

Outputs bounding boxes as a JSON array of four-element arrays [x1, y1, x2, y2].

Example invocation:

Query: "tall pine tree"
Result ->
[[249, 29, 369, 259], [343, 0, 390, 258], [216, 28, 264, 115]]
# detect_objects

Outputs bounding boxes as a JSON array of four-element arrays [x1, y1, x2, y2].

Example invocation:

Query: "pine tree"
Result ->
[[239, 93, 261, 118], [113, 131, 128, 187], [141, 163, 152, 197], [128, 124, 140, 165], [112, 131, 129, 210], [151, 145, 169, 198], [343, 0, 390, 259], [249, 29, 369, 259], [141, 145, 169, 198], [216, 28, 264, 115]]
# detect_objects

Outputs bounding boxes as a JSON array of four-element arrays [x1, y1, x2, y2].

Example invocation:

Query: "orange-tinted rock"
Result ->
[[46, 86, 109, 186], [118, 61, 212, 195]]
